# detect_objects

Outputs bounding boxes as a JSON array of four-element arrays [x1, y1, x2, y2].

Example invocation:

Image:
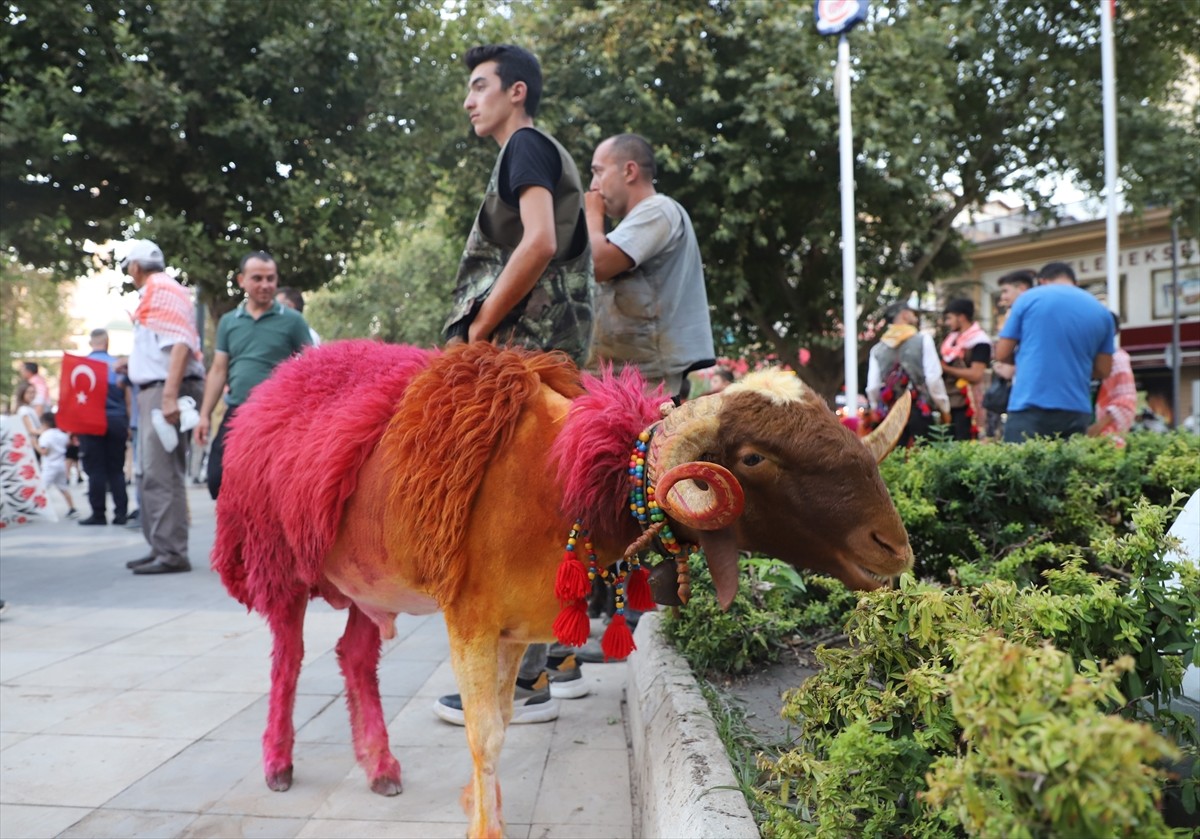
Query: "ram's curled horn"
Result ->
[[656, 461, 745, 530], [862, 389, 911, 463], [645, 394, 723, 476], [644, 395, 744, 527]]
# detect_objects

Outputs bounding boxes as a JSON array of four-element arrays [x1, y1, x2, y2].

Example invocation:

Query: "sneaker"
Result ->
[[433, 674, 560, 726], [547, 653, 590, 699], [66, 508, 78, 519], [573, 638, 614, 664]]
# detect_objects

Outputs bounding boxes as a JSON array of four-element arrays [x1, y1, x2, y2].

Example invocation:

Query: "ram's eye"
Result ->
[[741, 453, 765, 467]]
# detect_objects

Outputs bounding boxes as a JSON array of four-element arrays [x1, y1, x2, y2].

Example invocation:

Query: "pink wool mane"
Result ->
[[552, 364, 666, 547], [211, 340, 437, 613]]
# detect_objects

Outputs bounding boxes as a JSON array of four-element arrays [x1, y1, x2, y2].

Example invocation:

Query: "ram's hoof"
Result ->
[[265, 767, 293, 792], [371, 775, 403, 796]]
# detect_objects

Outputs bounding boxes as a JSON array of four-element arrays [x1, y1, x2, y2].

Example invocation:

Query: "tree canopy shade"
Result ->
[[307, 212, 459, 347], [522, 0, 1199, 393], [0, 261, 76, 403], [0, 0, 470, 312]]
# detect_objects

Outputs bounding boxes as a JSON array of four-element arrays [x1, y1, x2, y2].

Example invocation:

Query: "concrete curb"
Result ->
[[628, 612, 761, 838]]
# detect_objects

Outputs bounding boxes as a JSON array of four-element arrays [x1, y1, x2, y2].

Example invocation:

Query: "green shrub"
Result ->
[[661, 433, 1199, 834], [757, 501, 1198, 837], [878, 431, 1200, 582], [661, 555, 856, 675], [923, 638, 1179, 839]]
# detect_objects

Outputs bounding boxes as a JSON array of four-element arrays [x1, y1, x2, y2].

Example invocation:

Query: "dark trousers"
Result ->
[[1003, 408, 1092, 443], [949, 407, 974, 441], [80, 419, 129, 521], [207, 404, 239, 500], [901, 410, 935, 448]]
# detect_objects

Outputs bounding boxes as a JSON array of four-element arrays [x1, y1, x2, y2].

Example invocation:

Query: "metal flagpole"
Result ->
[[837, 33, 858, 406], [814, 0, 870, 408], [1101, 0, 1120, 324], [1170, 217, 1181, 429]]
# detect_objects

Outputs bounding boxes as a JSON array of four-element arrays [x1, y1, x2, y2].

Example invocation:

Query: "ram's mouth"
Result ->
[[844, 548, 912, 591], [859, 565, 900, 587]]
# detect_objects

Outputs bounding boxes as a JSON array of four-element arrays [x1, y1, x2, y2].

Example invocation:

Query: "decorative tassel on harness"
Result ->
[[552, 520, 592, 647], [553, 422, 703, 658]]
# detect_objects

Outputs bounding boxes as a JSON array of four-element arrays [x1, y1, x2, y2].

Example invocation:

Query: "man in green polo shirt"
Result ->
[[196, 251, 312, 498]]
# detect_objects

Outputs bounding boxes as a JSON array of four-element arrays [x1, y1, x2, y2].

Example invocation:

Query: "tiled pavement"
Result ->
[[0, 486, 634, 838]]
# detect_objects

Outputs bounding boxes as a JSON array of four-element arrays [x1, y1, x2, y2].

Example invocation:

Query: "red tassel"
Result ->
[[555, 556, 590, 601], [625, 566, 655, 612], [553, 601, 590, 646], [601, 613, 636, 661]]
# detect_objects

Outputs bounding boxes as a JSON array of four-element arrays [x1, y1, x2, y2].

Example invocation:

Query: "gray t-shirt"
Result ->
[[591, 194, 715, 389]]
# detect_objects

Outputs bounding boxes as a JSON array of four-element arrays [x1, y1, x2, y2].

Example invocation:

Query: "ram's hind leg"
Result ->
[[337, 604, 402, 795], [263, 590, 307, 791]]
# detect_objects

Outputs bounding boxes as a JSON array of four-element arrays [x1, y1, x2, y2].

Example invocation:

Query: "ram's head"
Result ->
[[648, 369, 913, 608]]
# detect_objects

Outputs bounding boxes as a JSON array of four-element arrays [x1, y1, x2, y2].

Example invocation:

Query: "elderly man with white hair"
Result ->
[[121, 240, 205, 574]]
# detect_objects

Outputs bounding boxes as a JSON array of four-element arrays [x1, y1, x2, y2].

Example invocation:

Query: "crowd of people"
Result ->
[[866, 261, 1140, 447]]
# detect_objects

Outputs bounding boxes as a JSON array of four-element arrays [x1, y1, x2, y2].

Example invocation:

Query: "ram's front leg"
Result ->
[[446, 621, 520, 838]]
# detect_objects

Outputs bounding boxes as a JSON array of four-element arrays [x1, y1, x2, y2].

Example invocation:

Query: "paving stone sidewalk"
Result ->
[[0, 486, 634, 838]]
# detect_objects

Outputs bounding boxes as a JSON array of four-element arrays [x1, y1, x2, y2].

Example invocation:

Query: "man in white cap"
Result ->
[[121, 240, 206, 574]]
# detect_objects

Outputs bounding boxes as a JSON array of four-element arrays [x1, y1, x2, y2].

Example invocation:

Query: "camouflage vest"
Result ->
[[443, 127, 595, 366]]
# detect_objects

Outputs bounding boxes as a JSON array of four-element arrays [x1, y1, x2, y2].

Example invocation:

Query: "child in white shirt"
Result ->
[[37, 412, 78, 519]]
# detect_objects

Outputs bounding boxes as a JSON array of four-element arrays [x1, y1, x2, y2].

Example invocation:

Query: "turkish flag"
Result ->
[[57, 354, 108, 436]]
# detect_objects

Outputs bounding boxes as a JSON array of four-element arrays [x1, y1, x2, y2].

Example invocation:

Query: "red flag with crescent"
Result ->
[[57, 354, 108, 436]]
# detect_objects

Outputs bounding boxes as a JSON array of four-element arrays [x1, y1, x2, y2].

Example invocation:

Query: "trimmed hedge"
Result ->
[[661, 431, 1200, 837]]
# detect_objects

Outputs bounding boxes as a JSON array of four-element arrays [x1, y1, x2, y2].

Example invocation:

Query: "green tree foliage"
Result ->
[[0, 0, 470, 313], [0, 260, 77, 404], [307, 213, 460, 346], [3, 1, 1195, 382], [520, 0, 1198, 395]]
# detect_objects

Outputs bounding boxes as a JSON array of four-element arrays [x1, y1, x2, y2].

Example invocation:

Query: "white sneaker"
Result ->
[[547, 653, 590, 699], [433, 675, 560, 725]]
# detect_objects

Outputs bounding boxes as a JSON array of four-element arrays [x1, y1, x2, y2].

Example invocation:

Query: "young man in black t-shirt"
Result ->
[[436, 44, 595, 728], [444, 44, 593, 363]]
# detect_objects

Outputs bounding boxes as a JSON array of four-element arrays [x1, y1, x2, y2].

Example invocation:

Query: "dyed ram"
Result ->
[[212, 339, 912, 838]]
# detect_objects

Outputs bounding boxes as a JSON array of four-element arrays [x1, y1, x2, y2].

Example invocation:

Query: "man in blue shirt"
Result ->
[[78, 328, 130, 525], [995, 262, 1115, 442]]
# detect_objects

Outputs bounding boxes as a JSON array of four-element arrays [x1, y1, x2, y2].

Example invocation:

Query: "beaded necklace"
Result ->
[[628, 429, 698, 605]]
